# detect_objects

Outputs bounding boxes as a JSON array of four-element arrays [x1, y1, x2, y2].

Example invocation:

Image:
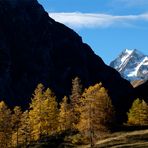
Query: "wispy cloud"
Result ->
[[49, 12, 148, 29]]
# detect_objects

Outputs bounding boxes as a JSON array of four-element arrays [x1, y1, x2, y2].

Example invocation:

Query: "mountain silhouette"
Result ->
[[0, 0, 134, 122]]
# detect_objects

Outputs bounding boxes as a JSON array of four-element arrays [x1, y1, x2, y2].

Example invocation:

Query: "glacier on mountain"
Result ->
[[110, 49, 148, 82]]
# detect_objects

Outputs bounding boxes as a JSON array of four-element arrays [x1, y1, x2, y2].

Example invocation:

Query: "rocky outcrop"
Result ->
[[0, 0, 134, 121], [131, 80, 146, 88]]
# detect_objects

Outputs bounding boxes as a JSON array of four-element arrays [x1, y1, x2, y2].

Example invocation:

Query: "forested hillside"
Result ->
[[0, 80, 148, 147]]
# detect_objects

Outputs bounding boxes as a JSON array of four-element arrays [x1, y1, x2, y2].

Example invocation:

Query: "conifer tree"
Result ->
[[70, 77, 82, 129], [71, 77, 82, 107], [29, 83, 45, 140], [127, 98, 148, 125], [127, 98, 141, 125], [59, 96, 72, 132], [19, 110, 31, 146], [41, 88, 59, 136], [11, 106, 22, 147], [0, 101, 12, 147], [77, 83, 115, 146], [29, 84, 59, 140], [140, 100, 148, 125]]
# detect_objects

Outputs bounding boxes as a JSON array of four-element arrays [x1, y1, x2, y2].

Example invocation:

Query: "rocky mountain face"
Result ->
[[110, 49, 148, 82], [131, 80, 146, 88], [0, 0, 134, 121]]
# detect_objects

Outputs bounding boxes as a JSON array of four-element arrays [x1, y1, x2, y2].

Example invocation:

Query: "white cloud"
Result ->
[[49, 12, 148, 29]]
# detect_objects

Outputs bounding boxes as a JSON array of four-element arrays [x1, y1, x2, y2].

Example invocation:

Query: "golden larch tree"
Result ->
[[11, 106, 22, 147], [59, 96, 73, 132], [41, 88, 59, 136], [70, 77, 82, 129], [0, 101, 12, 147], [29, 83, 45, 140], [19, 110, 32, 146], [77, 83, 115, 146], [127, 98, 148, 125]]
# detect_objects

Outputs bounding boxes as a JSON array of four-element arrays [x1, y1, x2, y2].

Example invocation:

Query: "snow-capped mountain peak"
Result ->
[[121, 49, 133, 62], [110, 49, 148, 82]]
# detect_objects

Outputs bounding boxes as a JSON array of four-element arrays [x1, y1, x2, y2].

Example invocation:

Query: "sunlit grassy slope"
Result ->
[[79, 129, 148, 148]]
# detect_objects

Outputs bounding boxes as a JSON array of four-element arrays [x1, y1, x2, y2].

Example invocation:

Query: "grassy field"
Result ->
[[78, 129, 148, 148], [27, 127, 148, 148]]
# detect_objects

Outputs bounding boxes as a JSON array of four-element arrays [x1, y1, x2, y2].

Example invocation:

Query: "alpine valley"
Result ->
[[0, 0, 148, 147], [0, 0, 147, 123]]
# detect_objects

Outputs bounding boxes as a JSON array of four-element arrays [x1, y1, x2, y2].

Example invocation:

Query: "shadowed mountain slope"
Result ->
[[135, 80, 148, 101], [0, 0, 134, 121]]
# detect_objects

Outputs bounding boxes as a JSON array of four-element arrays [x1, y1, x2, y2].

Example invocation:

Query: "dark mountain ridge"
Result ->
[[135, 80, 148, 101], [0, 0, 134, 121]]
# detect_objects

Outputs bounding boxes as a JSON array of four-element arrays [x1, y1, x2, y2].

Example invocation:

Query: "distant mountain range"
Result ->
[[110, 49, 148, 82]]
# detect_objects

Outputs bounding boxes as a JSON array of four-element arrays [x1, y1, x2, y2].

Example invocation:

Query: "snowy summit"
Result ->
[[110, 49, 148, 82]]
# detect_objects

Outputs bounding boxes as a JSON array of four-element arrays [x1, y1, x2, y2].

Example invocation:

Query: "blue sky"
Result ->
[[38, 0, 148, 64]]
